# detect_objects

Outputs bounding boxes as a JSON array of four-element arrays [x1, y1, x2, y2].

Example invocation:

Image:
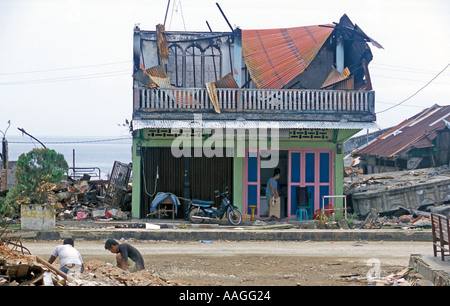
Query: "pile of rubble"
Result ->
[[380, 204, 450, 229], [344, 167, 450, 193], [387, 214, 432, 228], [354, 204, 450, 230], [0, 243, 44, 286], [72, 260, 182, 286], [344, 166, 450, 228], [341, 267, 430, 286], [0, 242, 182, 286], [49, 179, 132, 222]]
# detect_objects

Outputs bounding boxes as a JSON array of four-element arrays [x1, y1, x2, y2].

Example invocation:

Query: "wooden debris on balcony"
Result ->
[[134, 63, 153, 86], [145, 65, 171, 88], [205, 82, 221, 113], [206, 73, 240, 114], [156, 24, 169, 64], [136, 63, 171, 88]]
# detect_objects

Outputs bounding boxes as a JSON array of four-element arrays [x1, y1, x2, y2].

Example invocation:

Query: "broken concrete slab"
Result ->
[[345, 167, 450, 217], [409, 254, 450, 286]]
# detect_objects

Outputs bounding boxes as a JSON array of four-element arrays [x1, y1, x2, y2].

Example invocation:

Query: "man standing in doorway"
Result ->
[[266, 168, 281, 218]]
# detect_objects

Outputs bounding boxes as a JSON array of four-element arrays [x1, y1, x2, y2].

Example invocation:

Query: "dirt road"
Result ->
[[23, 240, 431, 286]]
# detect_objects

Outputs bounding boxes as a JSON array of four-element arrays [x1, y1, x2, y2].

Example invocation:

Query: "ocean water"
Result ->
[[5, 135, 132, 180]]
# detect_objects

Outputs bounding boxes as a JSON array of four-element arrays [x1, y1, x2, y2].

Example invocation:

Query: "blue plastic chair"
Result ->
[[295, 208, 309, 221]]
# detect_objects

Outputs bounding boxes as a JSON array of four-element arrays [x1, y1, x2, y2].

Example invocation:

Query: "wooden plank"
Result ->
[[36, 256, 68, 282]]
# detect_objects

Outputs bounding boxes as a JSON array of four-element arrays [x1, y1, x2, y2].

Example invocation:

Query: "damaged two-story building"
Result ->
[[130, 14, 381, 220]]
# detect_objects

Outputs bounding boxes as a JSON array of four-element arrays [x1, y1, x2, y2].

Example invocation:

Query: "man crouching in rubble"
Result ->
[[48, 238, 85, 274], [104, 238, 145, 272]]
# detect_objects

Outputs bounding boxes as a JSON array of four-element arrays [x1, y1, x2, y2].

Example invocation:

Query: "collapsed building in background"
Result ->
[[344, 105, 450, 219], [352, 104, 450, 174]]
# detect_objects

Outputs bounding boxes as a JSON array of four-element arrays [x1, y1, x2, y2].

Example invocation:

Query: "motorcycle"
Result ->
[[187, 187, 242, 226]]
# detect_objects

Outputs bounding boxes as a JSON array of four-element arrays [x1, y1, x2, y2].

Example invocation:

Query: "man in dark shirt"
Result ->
[[104, 238, 145, 272]]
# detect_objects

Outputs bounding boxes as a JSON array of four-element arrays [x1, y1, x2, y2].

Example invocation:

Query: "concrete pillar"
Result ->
[[233, 28, 242, 87]]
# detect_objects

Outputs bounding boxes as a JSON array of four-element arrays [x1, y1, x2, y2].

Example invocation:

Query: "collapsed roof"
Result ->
[[241, 25, 334, 89], [241, 14, 382, 90], [134, 14, 381, 92], [353, 104, 450, 158]]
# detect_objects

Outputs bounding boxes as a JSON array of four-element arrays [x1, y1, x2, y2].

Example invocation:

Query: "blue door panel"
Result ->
[[320, 153, 330, 183], [305, 153, 315, 183]]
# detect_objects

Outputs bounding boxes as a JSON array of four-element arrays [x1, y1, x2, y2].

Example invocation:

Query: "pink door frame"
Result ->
[[243, 148, 335, 218]]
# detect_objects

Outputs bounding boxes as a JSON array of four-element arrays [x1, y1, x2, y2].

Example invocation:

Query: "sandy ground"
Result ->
[[22, 240, 432, 286]]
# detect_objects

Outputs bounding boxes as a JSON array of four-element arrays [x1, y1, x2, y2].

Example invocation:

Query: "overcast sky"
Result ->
[[0, 0, 449, 138]]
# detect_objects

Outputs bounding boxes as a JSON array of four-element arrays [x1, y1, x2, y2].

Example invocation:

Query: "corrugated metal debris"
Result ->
[[321, 67, 351, 89], [135, 63, 171, 88], [205, 82, 221, 114]]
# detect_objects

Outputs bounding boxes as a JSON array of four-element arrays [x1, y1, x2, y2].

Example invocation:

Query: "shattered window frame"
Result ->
[[168, 43, 222, 88], [184, 44, 203, 88], [168, 44, 184, 87], [203, 45, 222, 84]]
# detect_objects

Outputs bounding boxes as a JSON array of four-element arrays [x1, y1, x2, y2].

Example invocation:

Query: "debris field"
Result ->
[[0, 243, 183, 286]]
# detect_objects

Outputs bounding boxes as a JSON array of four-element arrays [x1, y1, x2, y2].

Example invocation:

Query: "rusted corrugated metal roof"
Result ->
[[214, 73, 238, 89], [353, 105, 450, 158], [321, 67, 351, 89], [205, 73, 239, 114], [241, 25, 334, 89]]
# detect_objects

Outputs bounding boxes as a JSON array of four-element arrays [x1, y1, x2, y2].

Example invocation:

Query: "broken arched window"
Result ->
[[168, 43, 222, 88]]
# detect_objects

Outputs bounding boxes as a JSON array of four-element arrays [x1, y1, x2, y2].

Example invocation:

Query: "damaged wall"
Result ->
[[347, 169, 450, 216], [136, 29, 237, 88], [285, 42, 335, 89], [20, 204, 55, 230]]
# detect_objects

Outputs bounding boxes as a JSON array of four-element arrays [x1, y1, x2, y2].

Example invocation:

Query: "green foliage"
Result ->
[[16, 148, 68, 187], [0, 197, 8, 218], [1, 188, 21, 218], [1, 148, 68, 217]]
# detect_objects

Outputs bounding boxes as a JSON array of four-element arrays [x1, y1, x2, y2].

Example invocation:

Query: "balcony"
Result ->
[[133, 87, 375, 122]]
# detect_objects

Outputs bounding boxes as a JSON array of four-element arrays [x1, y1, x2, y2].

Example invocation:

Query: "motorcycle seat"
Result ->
[[191, 199, 215, 206]]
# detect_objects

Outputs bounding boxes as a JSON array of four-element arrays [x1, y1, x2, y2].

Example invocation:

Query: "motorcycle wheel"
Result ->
[[227, 209, 242, 226], [188, 206, 205, 224]]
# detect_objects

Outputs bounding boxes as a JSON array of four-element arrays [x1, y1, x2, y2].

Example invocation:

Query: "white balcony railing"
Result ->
[[135, 87, 374, 113]]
